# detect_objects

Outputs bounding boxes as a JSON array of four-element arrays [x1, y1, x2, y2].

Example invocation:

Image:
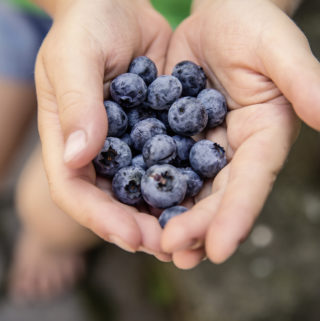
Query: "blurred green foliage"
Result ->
[[151, 0, 192, 29]]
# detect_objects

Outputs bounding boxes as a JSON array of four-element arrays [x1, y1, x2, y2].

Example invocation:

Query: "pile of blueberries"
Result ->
[[93, 56, 228, 227]]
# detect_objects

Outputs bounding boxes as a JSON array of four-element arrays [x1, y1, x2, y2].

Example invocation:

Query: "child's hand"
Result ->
[[35, 0, 172, 257], [161, 0, 320, 268]]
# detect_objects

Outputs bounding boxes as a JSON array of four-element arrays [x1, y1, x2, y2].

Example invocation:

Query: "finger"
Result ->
[[164, 21, 200, 75], [133, 212, 164, 254], [41, 30, 108, 169], [206, 104, 299, 263], [143, 12, 172, 75], [172, 248, 206, 270], [161, 167, 228, 253], [260, 11, 320, 130]]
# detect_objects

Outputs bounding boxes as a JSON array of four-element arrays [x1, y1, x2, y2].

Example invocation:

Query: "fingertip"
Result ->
[[205, 219, 239, 264], [172, 248, 206, 270], [161, 218, 190, 253]]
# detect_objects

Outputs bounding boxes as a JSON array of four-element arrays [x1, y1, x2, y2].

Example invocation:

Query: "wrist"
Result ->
[[192, 0, 302, 16], [30, 0, 76, 17], [31, 0, 152, 18]]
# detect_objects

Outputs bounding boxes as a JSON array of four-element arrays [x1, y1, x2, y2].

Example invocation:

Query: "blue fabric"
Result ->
[[0, 2, 51, 82]]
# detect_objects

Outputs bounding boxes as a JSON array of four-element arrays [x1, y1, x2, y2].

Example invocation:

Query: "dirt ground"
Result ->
[[0, 0, 320, 320]]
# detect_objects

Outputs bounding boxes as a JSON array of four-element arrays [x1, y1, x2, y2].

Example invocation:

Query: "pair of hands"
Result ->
[[35, 0, 320, 269]]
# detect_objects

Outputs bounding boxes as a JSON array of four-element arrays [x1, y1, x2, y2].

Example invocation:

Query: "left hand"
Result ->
[[161, 0, 320, 269]]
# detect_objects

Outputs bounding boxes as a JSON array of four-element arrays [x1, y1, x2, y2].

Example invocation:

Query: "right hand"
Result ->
[[35, 0, 172, 258]]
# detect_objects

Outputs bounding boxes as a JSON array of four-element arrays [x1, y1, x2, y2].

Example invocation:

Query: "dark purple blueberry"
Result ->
[[120, 133, 133, 149], [104, 100, 128, 137], [179, 167, 203, 198], [127, 105, 157, 128], [128, 56, 158, 85], [132, 154, 147, 170], [197, 89, 227, 128], [147, 75, 182, 110], [168, 97, 208, 136], [172, 135, 195, 167], [158, 206, 188, 228], [141, 164, 187, 209], [110, 73, 147, 108], [130, 118, 166, 151], [189, 140, 227, 178], [93, 137, 132, 177], [172, 61, 207, 97], [112, 166, 145, 205], [142, 134, 177, 168]]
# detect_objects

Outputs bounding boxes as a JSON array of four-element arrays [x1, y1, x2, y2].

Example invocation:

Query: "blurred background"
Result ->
[[0, 0, 320, 320]]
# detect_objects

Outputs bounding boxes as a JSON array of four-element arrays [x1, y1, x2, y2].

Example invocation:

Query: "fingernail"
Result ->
[[109, 235, 136, 253], [64, 130, 87, 163]]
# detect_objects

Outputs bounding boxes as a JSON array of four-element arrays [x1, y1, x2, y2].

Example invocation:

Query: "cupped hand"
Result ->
[[35, 0, 172, 258], [161, 0, 320, 268]]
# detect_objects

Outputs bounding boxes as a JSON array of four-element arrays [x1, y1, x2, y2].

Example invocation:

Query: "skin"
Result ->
[[161, 0, 320, 269], [34, 0, 172, 257], [32, 0, 320, 269]]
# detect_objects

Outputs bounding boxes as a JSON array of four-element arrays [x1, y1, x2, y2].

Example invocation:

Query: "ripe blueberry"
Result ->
[[132, 154, 147, 170], [168, 97, 208, 136], [158, 206, 188, 228], [93, 137, 132, 177], [197, 89, 227, 128], [112, 166, 145, 205], [172, 61, 206, 97], [110, 73, 147, 108], [142, 134, 177, 167], [147, 75, 182, 110], [189, 140, 227, 178], [130, 118, 166, 151], [104, 100, 128, 137], [128, 56, 158, 85], [141, 164, 187, 209], [179, 167, 203, 198], [172, 135, 195, 167], [127, 104, 156, 128]]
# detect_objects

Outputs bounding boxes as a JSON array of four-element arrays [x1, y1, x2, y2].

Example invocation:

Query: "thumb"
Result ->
[[261, 12, 320, 130], [47, 40, 108, 168]]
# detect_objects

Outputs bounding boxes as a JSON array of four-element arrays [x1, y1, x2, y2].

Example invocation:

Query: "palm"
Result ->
[[161, 0, 302, 268]]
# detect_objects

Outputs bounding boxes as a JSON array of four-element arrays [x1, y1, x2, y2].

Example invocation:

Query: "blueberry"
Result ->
[[172, 61, 207, 97], [197, 89, 227, 128], [172, 135, 195, 167], [189, 140, 227, 178], [110, 73, 147, 108], [94, 137, 132, 177], [132, 154, 147, 170], [147, 75, 182, 110], [142, 134, 177, 167], [158, 206, 188, 228], [120, 133, 133, 149], [179, 167, 203, 198], [126, 105, 156, 128], [112, 166, 145, 205], [104, 100, 128, 137], [128, 56, 158, 85], [130, 118, 166, 151], [141, 164, 187, 209], [168, 97, 208, 136], [156, 110, 170, 130]]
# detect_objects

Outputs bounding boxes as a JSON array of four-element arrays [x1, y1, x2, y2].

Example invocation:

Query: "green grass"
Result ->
[[151, 0, 192, 29]]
